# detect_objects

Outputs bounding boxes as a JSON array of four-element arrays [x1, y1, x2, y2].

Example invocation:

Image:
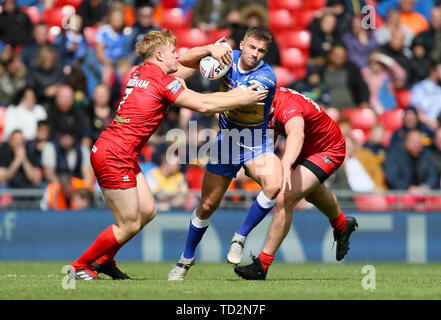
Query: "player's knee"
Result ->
[[263, 182, 282, 200], [140, 207, 157, 227], [199, 200, 219, 217]]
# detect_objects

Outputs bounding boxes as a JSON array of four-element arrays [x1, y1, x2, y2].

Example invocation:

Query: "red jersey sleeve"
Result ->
[[161, 75, 186, 103]]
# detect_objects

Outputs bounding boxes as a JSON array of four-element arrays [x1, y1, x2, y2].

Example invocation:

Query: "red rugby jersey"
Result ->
[[100, 62, 185, 156], [269, 87, 345, 156]]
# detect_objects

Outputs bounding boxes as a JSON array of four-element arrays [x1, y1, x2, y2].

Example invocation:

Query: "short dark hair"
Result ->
[[244, 27, 272, 45]]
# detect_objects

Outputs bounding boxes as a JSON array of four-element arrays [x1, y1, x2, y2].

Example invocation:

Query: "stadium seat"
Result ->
[[273, 66, 295, 87], [290, 66, 308, 81], [268, 0, 303, 10], [275, 30, 311, 51], [425, 196, 441, 211], [280, 47, 307, 69], [305, 0, 327, 9], [160, 7, 191, 30], [269, 9, 297, 31], [54, 0, 82, 10], [20, 6, 41, 24], [174, 28, 209, 47], [296, 9, 318, 29], [354, 194, 391, 211], [83, 25, 98, 46], [208, 28, 232, 44], [48, 26, 61, 43], [395, 89, 411, 109], [342, 108, 378, 132], [43, 6, 76, 27], [379, 109, 403, 132]]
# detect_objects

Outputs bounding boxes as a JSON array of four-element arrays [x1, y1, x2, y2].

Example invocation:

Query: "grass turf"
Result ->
[[1, 261, 441, 300]]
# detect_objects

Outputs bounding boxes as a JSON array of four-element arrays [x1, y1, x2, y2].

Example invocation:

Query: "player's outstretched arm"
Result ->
[[174, 37, 232, 80], [174, 84, 268, 114]]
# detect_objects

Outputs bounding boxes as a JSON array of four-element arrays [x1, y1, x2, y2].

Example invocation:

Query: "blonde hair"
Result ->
[[135, 29, 177, 60]]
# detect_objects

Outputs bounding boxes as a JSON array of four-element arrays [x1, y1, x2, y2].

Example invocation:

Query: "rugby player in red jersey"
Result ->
[[68, 30, 268, 280], [234, 87, 358, 280]]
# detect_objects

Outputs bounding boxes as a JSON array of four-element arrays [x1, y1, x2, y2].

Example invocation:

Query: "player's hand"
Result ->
[[280, 162, 292, 195], [233, 84, 268, 105], [209, 42, 232, 68]]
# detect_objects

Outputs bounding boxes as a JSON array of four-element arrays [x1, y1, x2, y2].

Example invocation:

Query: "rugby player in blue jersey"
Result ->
[[169, 27, 282, 280]]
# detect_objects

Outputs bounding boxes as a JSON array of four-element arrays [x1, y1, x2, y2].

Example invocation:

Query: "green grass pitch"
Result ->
[[1, 261, 441, 300]]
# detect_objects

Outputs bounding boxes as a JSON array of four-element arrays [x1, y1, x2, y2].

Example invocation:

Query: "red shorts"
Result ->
[[293, 146, 346, 183], [90, 137, 141, 189]]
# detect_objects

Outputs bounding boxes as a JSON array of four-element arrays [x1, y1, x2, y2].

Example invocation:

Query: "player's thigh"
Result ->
[[244, 152, 282, 194], [101, 186, 140, 227], [279, 164, 321, 208], [198, 169, 232, 216], [136, 170, 156, 224]]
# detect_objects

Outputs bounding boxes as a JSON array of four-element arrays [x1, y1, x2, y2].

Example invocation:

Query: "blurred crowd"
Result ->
[[0, 0, 440, 211]]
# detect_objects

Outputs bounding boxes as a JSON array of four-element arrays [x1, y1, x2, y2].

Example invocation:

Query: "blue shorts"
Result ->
[[205, 128, 274, 178]]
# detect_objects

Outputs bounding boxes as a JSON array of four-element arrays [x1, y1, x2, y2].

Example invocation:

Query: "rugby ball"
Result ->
[[199, 42, 232, 80]]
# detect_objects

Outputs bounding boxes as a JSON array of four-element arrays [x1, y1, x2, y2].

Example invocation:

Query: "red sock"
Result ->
[[258, 251, 275, 272], [72, 225, 122, 269], [95, 233, 137, 265], [330, 211, 347, 234]]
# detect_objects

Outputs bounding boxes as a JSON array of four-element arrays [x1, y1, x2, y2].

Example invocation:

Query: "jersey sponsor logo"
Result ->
[[113, 115, 131, 124], [167, 80, 183, 94], [126, 78, 150, 89]]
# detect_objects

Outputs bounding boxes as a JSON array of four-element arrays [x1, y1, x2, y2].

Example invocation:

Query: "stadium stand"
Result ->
[[0, 0, 440, 211]]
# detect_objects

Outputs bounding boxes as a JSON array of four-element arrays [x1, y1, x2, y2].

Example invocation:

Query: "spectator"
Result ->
[[2, 87, 47, 142], [327, 134, 387, 192], [361, 51, 406, 114], [412, 6, 441, 66], [20, 23, 52, 69], [0, 0, 33, 47], [94, 6, 130, 83], [46, 84, 92, 141], [26, 45, 64, 107], [87, 82, 115, 143], [380, 28, 413, 81], [389, 106, 434, 149], [363, 123, 388, 165], [322, 44, 370, 110], [410, 60, 441, 130], [0, 129, 42, 188], [146, 153, 188, 211], [40, 172, 93, 210], [290, 64, 331, 106], [0, 48, 27, 106], [385, 129, 438, 191], [309, 11, 341, 65], [26, 119, 50, 169], [408, 35, 432, 85], [374, 8, 414, 56], [54, 14, 88, 69], [430, 127, 441, 185], [78, 0, 111, 27], [398, 0, 430, 35], [126, 5, 158, 65], [377, 0, 434, 22], [342, 14, 379, 69], [227, 3, 280, 66], [192, 0, 246, 32], [41, 127, 93, 186]]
